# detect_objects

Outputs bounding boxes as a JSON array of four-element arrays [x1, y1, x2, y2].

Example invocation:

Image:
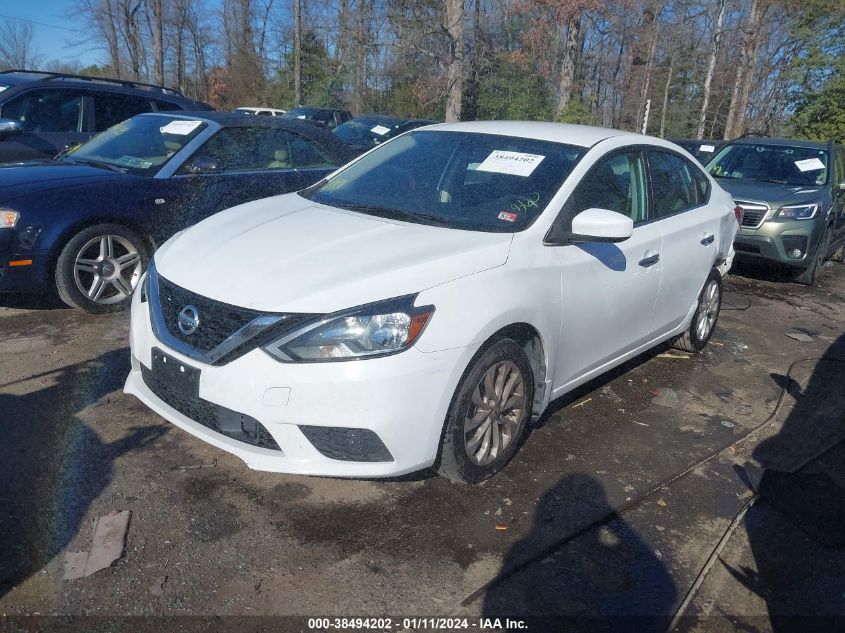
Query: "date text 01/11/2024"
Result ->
[[306, 617, 528, 630]]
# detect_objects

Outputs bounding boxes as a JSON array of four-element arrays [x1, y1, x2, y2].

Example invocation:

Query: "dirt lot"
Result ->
[[1, 261, 844, 631]]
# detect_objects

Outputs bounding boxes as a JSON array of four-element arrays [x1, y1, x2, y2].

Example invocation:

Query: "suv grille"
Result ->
[[736, 200, 769, 229]]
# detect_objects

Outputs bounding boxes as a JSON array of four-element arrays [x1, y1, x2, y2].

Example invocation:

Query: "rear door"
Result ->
[[647, 149, 722, 337], [551, 148, 662, 391]]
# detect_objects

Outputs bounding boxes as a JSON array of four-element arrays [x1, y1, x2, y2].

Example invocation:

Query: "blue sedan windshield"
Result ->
[[304, 131, 585, 233], [67, 115, 206, 175]]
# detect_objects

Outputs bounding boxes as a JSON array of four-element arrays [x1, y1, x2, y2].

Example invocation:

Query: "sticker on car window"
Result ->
[[497, 211, 518, 222], [699, 144, 715, 153], [794, 158, 825, 172], [160, 120, 202, 135], [371, 125, 391, 136], [476, 150, 545, 177]]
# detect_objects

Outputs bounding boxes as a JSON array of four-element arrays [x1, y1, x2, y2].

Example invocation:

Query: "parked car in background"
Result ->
[[0, 111, 357, 313], [669, 138, 721, 165], [282, 106, 352, 130], [333, 114, 436, 154], [126, 121, 738, 483], [0, 70, 211, 163], [708, 137, 845, 285], [235, 107, 286, 117]]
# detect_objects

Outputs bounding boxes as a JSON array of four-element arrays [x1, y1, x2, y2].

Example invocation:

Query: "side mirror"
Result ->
[[563, 208, 634, 243], [0, 118, 23, 140], [186, 155, 220, 175]]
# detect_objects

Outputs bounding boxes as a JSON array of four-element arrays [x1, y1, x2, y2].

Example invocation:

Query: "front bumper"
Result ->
[[734, 221, 824, 267], [124, 289, 477, 477]]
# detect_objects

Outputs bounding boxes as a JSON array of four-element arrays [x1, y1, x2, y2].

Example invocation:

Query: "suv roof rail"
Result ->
[[0, 69, 185, 97], [737, 131, 770, 139]]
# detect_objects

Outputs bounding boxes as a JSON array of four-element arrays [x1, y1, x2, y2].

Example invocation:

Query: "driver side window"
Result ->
[[558, 150, 648, 230]]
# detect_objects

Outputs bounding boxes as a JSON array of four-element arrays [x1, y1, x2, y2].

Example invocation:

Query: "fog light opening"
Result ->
[[788, 248, 803, 259]]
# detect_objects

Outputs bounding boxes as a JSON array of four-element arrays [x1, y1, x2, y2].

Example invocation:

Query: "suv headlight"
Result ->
[[262, 295, 434, 362], [0, 209, 19, 229], [776, 203, 819, 220]]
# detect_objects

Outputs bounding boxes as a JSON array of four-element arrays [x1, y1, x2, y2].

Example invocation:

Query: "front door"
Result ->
[[550, 148, 662, 393]]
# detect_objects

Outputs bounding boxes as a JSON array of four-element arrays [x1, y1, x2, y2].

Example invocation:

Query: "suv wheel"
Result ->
[[793, 226, 831, 286], [672, 270, 722, 353], [55, 223, 148, 313], [438, 339, 533, 483]]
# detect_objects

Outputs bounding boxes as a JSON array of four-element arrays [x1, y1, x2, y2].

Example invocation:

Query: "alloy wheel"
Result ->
[[72, 234, 142, 305], [463, 360, 526, 466], [695, 279, 720, 341]]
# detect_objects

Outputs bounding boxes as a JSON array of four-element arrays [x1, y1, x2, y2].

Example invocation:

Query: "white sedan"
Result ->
[[125, 122, 739, 483]]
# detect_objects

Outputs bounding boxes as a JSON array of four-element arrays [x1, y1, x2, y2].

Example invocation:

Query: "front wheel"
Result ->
[[438, 339, 534, 483], [54, 223, 149, 313], [672, 271, 722, 353], [793, 227, 831, 286]]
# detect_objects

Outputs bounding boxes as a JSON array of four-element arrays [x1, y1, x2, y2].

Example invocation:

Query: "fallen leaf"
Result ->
[[656, 499, 667, 508]]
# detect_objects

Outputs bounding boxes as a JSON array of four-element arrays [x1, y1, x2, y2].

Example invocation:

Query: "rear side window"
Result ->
[[153, 100, 183, 112], [1, 89, 83, 133], [93, 93, 153, 130], [648, 150, 706, 218], [289, 134, 333, 168]]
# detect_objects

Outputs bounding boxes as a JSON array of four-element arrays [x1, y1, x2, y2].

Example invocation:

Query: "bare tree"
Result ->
[[0, 18, 41, 70], [697, 0, 726, 138], [444, 0, 464, 121]]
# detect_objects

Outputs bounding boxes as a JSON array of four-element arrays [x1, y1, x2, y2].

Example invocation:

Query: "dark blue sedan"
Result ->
[[0, 111, 356, 312]]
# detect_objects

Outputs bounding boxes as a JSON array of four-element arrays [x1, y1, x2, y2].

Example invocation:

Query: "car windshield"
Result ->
[[302, 130, 585, 232], [708, 143, 829, 186], [65, 115, 206, 175], [334, 119, 400, 146]]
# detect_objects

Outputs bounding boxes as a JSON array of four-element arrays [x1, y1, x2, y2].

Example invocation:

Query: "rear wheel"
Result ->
[[438, 339, 533, 483], [672, 271, 722, 353], [793, 226, 831, 286], [55, 223, 148, 313]]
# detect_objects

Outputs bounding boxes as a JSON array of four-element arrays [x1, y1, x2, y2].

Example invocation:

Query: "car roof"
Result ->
[[421, 121, 639, 148], [728, 137, 829, 150]]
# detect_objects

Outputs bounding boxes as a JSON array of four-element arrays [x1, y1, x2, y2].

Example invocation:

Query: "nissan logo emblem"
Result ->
[[177, 304, 200, 335]]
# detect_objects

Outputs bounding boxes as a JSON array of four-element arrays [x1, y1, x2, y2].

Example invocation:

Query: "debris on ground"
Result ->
[[150, 575, 168, 596], [656, 499, 667, 508], [657, 352, 689, 360], [721, 420, 736, 428], [601, 385, 622, 403], [572, 397, 592, 409], [494, 525, 509, 531], [794, 327, 821, 337], [63, 510, 131, 580], [651, 388, 680, 409], [785, 331, 814, 342]]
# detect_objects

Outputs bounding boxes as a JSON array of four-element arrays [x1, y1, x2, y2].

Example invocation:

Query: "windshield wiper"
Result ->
[[338, 203, 454, 228], [64, 157, 126, 173]]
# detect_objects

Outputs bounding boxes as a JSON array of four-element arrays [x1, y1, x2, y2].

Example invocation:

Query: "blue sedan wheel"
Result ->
[[55, 223, 149, 313]]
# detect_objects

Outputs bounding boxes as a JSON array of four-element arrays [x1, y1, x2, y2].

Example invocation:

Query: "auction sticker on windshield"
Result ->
[[371, 125, 391, 136], [160, 120, 203, 135], [794, 158, 825, 172], [476, 150, 545, 177]]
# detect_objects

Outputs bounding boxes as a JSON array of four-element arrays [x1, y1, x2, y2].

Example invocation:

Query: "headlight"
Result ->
[[263, 295, 434, 362], [776, 203, 819, 220], [0, 209, 19, 229]]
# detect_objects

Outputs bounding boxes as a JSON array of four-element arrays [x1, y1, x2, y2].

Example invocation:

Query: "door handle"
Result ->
[[700, 234, 715, 245], [639, 251, 660, 267]]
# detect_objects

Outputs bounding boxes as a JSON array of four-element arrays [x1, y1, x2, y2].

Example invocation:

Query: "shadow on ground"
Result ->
[[0, 348, 167, 597], [481, 473, 676, 632]]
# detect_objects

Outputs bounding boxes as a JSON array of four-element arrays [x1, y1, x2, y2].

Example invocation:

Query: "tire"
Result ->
[[830, 236, 845, 263], [54, 223, 149, 313], [672, 270, 722, 353], [793, 226, 831, 286], [438, 338, 534, 483]]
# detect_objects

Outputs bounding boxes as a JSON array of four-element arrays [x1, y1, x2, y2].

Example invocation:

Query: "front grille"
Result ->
[[142, 365, 281, 451], [157, 275, 275, 352], [736, 200, 769, 229], [299, 425, 393, 462]]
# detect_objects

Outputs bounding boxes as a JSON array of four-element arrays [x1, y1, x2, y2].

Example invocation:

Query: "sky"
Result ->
[[0, 0, 100, 68]]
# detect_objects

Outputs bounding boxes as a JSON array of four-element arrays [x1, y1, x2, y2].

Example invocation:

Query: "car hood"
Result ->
[[0, 160, 118, 202], [716, 178, 827, 208], [155, 193, 514, 313]]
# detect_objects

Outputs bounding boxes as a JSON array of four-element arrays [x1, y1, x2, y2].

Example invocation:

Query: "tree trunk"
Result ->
[[104, 0, 122, 78], [149, 0, 164, 85], [556, 13, 581, 117], [352, 0, 366, 113], [444, 0, 464, 122], [724, 0, 766, 139], [697, 0, 726, 139], [621, 0, 661, 131], [294, 0, 302, 105], [659, 58, 673, 138]]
